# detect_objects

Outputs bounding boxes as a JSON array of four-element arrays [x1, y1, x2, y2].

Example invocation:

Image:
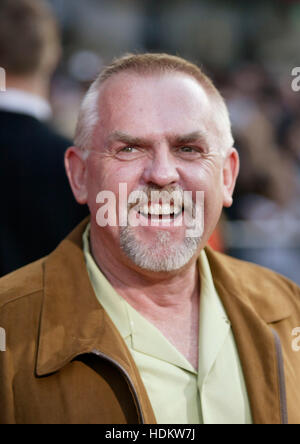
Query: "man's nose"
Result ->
[[142, 147, 180, 187]]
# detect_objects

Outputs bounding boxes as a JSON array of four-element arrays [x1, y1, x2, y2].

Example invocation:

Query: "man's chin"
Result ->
[[119, 226, 202, 273]]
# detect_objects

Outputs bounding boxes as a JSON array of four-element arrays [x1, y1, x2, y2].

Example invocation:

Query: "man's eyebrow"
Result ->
[[107, 131, 149, 146], [107, 130, 209, 149], [171, 131, 209, 147]]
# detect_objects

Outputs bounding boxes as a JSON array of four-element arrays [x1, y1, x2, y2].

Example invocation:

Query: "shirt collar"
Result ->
[[83, 223, 230, 378], [0, 88, 52, 121], [83, 224, 196, 373], [83, 224, 131, 341], [198, 249, 231, 386]]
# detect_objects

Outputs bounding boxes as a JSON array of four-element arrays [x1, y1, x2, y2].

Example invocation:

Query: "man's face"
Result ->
[[82, 72, 236, 272]]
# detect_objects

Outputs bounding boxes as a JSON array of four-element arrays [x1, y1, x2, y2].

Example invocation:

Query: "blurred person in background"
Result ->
[[0, 0, 88, 277]]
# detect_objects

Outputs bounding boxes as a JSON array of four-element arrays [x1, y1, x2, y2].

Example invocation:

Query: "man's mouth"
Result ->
[[137, 203, 184, 220]]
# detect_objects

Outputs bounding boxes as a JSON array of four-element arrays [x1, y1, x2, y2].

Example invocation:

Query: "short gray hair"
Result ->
[[74, 53, 234, 156], [74, 78, 101, 154]]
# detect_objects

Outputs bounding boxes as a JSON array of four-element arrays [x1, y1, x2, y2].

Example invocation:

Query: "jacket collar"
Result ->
[[36, 218, 293, 424]]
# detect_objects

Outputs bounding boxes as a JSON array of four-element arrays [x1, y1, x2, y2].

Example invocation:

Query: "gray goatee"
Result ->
[[120, 226, 201, 272]]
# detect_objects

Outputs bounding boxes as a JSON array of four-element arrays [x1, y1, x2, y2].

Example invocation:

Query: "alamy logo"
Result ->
[[95, 183, 205, 238], [291, 67, 300, 92], [0, 327, 6, 352], [291, 327, 300, 352], [0, 67, 6, 92]]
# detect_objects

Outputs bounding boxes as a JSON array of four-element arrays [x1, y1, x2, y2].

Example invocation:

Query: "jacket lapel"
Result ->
[[205, 247, 292, 424]]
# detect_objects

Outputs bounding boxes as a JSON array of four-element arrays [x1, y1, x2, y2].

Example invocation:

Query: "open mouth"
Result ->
[[137, 203, 184, 220]]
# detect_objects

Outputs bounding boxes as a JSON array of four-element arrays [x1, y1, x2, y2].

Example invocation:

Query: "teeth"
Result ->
[[138, 204, 182, 216]]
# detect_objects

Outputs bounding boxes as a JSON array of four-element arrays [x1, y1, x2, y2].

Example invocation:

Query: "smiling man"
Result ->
[[0, 53, 300, 425]]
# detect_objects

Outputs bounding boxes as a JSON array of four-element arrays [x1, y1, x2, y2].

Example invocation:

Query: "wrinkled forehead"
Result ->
[[95, 71, 216, 143]]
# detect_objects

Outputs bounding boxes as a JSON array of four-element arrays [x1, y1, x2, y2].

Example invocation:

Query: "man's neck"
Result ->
[[90, 230, 199, 309], [6, 74, 50, 101]]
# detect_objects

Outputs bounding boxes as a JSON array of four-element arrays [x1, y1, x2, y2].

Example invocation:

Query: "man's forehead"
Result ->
[[98, 70, 210, 105], [94, 71, 217, 147]]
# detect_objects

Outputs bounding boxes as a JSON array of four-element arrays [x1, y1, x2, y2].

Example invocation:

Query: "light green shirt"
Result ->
[[83, 225, 252, 424]]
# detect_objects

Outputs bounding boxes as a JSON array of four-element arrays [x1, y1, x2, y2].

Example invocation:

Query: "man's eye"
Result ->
[[120, 146, 137, 153], [176, 146, 203, 159], [178, 146, 201, 155], [180, 146, 195, 152], [115, 146, 145, 160]]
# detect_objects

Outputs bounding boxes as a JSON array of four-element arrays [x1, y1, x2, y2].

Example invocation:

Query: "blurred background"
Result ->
[[3, 0, 300, 282]]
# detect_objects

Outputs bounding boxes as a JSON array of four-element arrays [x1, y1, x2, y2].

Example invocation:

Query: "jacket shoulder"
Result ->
[[0, 112, 72, 149], [0, 258, 44, 308], [205, 247, 300, 322], [220, 251, 298, 290]]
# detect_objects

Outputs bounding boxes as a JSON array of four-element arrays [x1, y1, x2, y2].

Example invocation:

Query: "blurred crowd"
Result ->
[[220, 62, 300, 283]]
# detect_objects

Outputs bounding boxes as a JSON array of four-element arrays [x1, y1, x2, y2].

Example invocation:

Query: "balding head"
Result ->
[[74, 53, 234, 157]]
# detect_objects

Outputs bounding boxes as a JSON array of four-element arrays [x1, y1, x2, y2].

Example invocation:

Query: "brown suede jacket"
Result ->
[[0, 219, 300, 424]]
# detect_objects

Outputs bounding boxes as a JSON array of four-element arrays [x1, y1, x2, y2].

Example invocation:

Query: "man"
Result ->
[[0, 0, 88, 277], [0, 53, 300, 424]]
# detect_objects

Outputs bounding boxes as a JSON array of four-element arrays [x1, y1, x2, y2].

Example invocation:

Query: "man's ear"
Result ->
[[65, 147, 88, 204], [222, 148, 240, 208]]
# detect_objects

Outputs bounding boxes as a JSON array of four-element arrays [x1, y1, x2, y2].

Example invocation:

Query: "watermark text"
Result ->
[[291, 327, 300, 352], [291, 67, 300, 92], [0, 67, 6, 92], [104, 427, 195, 441], [95, 183, 204, 238], [0, 327, 6, 352]]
